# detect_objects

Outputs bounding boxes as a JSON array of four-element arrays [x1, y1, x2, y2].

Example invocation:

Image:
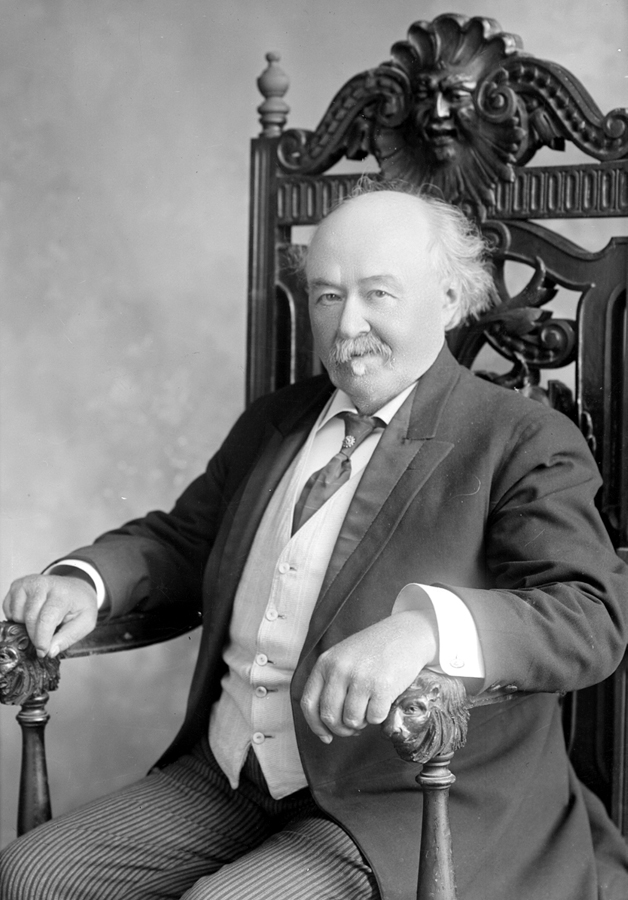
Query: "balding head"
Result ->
[[306, 189, 491, 413]]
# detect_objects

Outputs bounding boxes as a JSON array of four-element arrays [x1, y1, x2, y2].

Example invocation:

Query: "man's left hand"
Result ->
[[300, 610, 438, 742]]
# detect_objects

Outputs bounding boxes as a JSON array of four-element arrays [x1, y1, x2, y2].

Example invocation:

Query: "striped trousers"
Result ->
[[0, 741, 379, 900]]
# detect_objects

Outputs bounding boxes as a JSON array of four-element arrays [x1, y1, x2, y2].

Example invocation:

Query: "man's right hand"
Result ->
[[2, 572, 98, 658]]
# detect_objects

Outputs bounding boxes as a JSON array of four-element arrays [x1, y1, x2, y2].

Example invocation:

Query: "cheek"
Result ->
[[310, 308, 338, 350]]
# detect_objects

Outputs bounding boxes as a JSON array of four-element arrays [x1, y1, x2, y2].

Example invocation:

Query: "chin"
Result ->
[[330, 361, 371, 390]]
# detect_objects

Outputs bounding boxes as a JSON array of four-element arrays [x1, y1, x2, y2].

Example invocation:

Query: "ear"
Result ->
[[427, 683, 441, 702], [441, 285, 461, 331]]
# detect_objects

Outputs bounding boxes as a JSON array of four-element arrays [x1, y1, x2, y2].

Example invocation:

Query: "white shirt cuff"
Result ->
[[392, 583, 485, 678], [44, 559, 107, 610]]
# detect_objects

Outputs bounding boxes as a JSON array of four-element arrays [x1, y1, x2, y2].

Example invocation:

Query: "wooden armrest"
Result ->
[[0, 619, 507, 893], [0, 614, 200, 835], [63, 607, 202, 657]]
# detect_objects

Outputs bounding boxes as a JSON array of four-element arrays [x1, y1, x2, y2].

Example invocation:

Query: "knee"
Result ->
[[0, 829, 63, 900], [1, 836, 32, 900]]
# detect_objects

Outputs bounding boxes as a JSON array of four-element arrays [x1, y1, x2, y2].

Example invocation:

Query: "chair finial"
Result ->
[[257, 52, 290, 137]]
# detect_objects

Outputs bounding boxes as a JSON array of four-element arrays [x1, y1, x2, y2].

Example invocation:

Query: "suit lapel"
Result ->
[[302, 347, 462, 657], [214, 379, 333, 605]]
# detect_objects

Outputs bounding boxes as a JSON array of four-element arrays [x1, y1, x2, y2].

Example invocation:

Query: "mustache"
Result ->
[[328, 334, 393, 367]]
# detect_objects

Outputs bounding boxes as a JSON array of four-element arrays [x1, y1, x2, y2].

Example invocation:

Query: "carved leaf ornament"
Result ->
[[277, 14, 628, 218]]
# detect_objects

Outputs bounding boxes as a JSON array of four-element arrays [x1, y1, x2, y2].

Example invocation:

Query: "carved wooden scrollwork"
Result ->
[[501, 56, 628, 164], [277, 67, 409, 175], [481, 308, 576, 371], [0, 621, 60, 707], [449, 246, 577, 411], [276, 14, 628, 219]]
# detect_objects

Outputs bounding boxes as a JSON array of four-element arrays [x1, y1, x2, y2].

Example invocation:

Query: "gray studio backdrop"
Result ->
[[1, 0, 626, 848]]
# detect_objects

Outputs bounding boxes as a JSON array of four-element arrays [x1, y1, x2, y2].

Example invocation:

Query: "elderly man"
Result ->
[[2, 188, 628, 900]]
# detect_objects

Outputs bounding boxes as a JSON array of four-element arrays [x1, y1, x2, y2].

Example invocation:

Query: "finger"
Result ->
[[341, 683, 371, 733], [317, 678, 362, 738], [49, 601, 98, 656], [20, 581, 53, 645], [2, 588, 15, 619], [300, 668, 335, 743], [365, 687, 401, 725], [30, 596, 71, 658]]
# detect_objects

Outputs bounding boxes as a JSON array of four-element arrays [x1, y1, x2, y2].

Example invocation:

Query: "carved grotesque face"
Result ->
[[0, 622, 61, 706], [414, 71, 477, 163], [382, 683, 440, 749], [381, 672, 470, 764], [0, 644, 21, 703], [0, 644, 20, 675]]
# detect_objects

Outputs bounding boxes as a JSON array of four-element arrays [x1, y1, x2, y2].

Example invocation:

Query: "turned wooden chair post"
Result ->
[[383, 672, 474, 900], [0, 620, 60, 835], [16, 690, 54, 836], [416, 751, 458, 900], [1, 612, 199, 838]]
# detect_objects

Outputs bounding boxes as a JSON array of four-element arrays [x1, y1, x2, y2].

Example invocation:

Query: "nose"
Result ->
[[382, 707, 404, 737], [336, 295, 370, 339], [433, 91, 450, 119]]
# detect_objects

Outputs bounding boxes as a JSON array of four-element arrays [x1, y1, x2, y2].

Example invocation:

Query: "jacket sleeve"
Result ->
[[446, 409, 628, 694], [61, 400, 267, 619]]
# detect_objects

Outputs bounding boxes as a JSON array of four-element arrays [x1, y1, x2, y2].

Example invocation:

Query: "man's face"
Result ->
[[306, 192, 457, 414]]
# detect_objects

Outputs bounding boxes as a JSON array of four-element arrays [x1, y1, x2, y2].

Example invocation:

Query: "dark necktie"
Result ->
[[292, 411, 383, 532]]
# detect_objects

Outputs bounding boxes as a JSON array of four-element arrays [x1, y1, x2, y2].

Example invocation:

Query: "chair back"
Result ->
[[247, 12, 628, 832]]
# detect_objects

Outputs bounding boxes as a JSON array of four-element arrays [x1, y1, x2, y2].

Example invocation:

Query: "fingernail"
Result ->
[[49, 643, 59, 658], [319, 735, 333, 744]]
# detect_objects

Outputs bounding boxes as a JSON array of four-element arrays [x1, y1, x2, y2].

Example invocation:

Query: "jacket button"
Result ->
[[255, 686, 268, 698], [266, 608, 278, 621], [253, 732, 266, 744], [255, 653, 268, 666]]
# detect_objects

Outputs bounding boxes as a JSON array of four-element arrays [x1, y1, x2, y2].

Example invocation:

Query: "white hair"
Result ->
[[300, 177, 497, 329]]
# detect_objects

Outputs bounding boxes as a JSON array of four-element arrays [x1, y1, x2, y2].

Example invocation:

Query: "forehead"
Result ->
[[306, 194, 436, 281], [418, 72, 477, 93]]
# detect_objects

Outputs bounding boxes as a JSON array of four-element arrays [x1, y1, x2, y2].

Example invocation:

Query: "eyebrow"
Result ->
[[360, 275, 404, 290], [307, 275, 404, 290]]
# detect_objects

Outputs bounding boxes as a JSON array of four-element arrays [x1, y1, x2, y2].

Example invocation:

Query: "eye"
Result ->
[[314, 291, 341, 304], [403, 700, 428, 715], [369, 289, 391, 300]]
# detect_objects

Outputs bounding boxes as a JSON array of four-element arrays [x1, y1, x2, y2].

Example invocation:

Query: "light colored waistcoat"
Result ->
[[209, 430, 362, 799]]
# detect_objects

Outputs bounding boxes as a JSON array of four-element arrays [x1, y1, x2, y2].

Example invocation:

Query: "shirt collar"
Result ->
[[317, 381, 417, 431]]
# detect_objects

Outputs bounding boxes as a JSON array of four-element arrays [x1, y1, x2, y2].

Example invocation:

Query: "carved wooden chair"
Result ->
[[1, 13, 627, 900], [248, 11, 628, 892]]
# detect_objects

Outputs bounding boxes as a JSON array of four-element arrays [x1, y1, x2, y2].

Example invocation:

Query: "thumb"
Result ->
[[49, 607, 97, 657]]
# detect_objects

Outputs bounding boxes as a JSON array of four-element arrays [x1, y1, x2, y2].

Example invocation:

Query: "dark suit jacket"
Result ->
[[70, 347, 628, 900]]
